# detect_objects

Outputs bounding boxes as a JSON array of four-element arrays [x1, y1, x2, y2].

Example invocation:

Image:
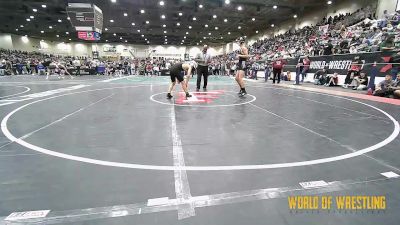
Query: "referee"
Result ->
[[195, 45, 211, 91]]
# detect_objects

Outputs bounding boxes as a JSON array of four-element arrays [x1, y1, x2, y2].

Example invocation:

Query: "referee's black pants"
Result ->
[[197, 65, 209, 89]]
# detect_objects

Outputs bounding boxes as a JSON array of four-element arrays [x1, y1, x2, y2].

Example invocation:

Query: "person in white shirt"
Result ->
[[194, 45, 211, 91], [72, 58, 81, 76]]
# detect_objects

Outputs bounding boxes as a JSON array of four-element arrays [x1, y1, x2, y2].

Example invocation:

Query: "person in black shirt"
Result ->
[[167, 61, 197, 99], [313, 68, 328, 85], [352, 72, 369, 90], [323, 40, 333, 55]]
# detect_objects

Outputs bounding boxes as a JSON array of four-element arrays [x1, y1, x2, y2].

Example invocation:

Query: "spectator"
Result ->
[[323, 40, 334, 55], [373, 74, 396, 97], [313, 68, 328, 85], [380, 34, 395, 51], [352, 71, 369, 90], [272, 56, 286, 84], [343, 56, 363, 88], [393, 73, 400, 98], [264, 62, 271, 82], [325, 73, 339, 86], [301, 56, 311, 83]]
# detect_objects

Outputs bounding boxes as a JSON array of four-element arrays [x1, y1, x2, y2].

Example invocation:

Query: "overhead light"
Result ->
[[111, 0, 117, 3], [164, 30, 167, 33], [252, 18, 255, 21], [140, 9, 145, 14], [165, 39, 167, 41], [165, 42, 167, 44], [188, 26, 192, 29], [228, 32, 231, 34], [147, 41, 149, 44], [15, 28, 18, 31], [203, 37, 206, 39], [69, 38, 72, 41], [49, 26, 53, 29], [20, 25, 24, 28], [162, 24, 166, 27], [67, 17, 70, 20], [215, 27, 218, 30], [225, 0, 230, 4], [273, 5, 277, 9], [30, 15, 34, 19], [141, 34, 144, 37], [327, 1, 332, 4], [105, 28, 108, 31], [271, 24, 275, 27], [213, 15, 217, 18], [146, 21, 149, 24], [123, 13, 128, 17], [178, 12, 183, 16], [58, 19, 62, 22], [125, 40, 127, 42], [220, 36, 223, 39], [41, 4, 46, 8], [56, 35, 60, 37], [145, 38, 147, 41], [199, 4, 203, 8], [26, 18, 31, 21], [137, 29, 140, 32], [164, 36, 167, 38], [293, 14, 297, 18], [186, 31, 189, 34], [177, 22, 180, 26], [113, 33, 116, 36], [196, 43, 199, 45], [106, 40, 108, 42], [41, 30, 44, 33], [237, 6, 242, 11], [66, 31, 69, 34], [32, 8, 37, 12], [132, 22, 135, 26], [192, 17, 196, 21], [161, 14, 166, 19], [204, 24, 208, 27], [256, 30, 259, 33], [120, 37, 122, 40], [159, 1, 165, 6], [238, 26, 241, 29], [208, 32, 211, 35], [110, 19, 114, 22], [224, 18, 227, 22]]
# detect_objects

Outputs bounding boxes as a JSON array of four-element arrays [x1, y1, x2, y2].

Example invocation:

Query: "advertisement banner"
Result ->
[[285, 51, 397, 77]]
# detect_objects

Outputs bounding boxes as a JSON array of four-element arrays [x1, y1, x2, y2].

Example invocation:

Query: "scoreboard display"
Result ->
[[66, 3, 103, 34], [77, 31, 101, 41]]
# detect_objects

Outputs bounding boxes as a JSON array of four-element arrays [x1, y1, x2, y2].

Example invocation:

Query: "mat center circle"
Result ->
[[150, 91, 256, 107]]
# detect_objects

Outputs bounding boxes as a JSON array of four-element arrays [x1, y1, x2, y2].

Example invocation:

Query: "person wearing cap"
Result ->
[[166, 61, 197, 99], [195, 45, 211, 91]]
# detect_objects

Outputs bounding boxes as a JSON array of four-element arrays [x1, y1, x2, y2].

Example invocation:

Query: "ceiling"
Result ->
[[0, 0, 341, 46]]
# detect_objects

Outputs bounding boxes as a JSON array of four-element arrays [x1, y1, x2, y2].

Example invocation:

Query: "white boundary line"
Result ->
[[0, 86, 31, 99], [150, 91, 257, 107], [1, 173, 397, 224], [170, 105, 195, 219], [99, 75, 134, 83], [0, 85, 399, 171]]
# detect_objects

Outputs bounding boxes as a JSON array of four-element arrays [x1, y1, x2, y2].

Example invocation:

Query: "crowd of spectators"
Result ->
[[207, 6, 400, 98], [0, 49, 184, 77]]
